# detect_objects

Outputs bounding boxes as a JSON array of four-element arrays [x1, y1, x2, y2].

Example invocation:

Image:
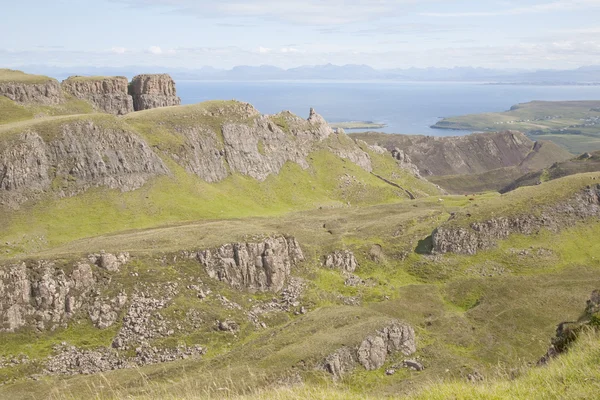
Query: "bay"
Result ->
[[176, 81, 600, 136]]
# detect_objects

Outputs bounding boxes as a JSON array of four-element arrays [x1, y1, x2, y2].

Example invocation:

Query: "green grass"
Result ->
[[432, 100, 600, 153], [440, 172, 600, 229], [0, 96, 34, 124], [0, 69, 54, 84]]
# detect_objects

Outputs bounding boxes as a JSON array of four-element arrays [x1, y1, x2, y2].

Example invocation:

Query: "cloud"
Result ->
[[148, 45, 163, 54], [258, 46, 272, 54], [111, 46, 127, 54], [421, 0, 600, 18], [113, 0, 437, 25], [280, 47, 300, 53]]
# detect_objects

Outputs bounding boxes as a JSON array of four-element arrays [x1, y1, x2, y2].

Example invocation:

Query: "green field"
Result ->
[[433, 101, 600, 153]]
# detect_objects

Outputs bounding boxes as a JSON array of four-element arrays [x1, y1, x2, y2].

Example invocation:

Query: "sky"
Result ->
[[2, 0, 600, 70]]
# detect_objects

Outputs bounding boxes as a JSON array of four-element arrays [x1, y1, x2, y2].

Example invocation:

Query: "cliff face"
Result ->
[[129, 74, 181, 111], [351, 131, 572, 177], [0, 119, 169, 207], [195, 236, 304, 292], [61, 76, 134, 115], [432, 184, 600, 255], [0, 103, 376, 207], [0, 80, 63, 105]]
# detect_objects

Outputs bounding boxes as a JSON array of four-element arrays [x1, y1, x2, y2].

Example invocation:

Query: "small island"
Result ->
[[329, 121, 386, 130]]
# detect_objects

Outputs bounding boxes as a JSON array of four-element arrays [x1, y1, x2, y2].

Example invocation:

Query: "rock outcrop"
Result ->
[[195, 236, 304, 292], [539, 290, 600, 365], [0, 100, 376, 206], [432, 184, 600, 255], [354, 131, 571, 177], [322, 320, 416, 379], [324, 250, 359, 273], [62, 76, 134, 115], [129, 74, 181, 111], [0, 261, 96, 332], [0, 119, 169, 207], [0, 70, 63, 105]]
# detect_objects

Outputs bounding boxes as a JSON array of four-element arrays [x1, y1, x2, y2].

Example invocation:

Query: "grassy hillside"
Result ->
[[0, 68, 55, 84], [502, 150, 600, 192], [1, 71, 600, 400], [432, 101, 600, 153]]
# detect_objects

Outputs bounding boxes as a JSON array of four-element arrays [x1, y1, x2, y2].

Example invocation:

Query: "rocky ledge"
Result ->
[[62, 76, 134, 115], [129, 74, 181, 111], [432, 184, 600, 255]]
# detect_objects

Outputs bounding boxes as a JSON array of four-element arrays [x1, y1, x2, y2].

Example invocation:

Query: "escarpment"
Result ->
[[129, 74, 181, 111], [432, 183, 600, 254], [0, 102, 380, 206], [61, 76, 134, 115], [0, 69, 63, 105], [0, 119, 169, 207], [355, 131, 571, 176]]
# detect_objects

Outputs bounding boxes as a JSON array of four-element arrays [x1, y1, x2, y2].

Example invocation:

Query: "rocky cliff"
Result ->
[[195, 236, 304, 292], [352, 131, 570, 177], [129, 74, 181, 111], [0, 102, 380, 207], [0, 118, 169, 207], [432, 184, 600, 254], [61, 76, 134, 115], [0, 69, 63, 105]]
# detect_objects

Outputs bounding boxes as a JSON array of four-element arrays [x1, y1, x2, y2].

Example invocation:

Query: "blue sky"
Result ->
[[2, 0, 600, 69]]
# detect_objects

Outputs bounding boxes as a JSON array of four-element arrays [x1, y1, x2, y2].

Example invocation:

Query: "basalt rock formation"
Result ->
[[0, 69, 63, 105], [432, 184, 600, 255], [324, 250, 359, 273], [322, 320, 416, 379], [0, 119, 169, 207], [195, 236, 304, 292], [355, 131, 571, 177], [61, 76, 134, 115], [0, 103, 377, 207], [129, 74, 181, 111]]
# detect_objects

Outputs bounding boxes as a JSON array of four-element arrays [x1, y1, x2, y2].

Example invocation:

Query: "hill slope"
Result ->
[[502, 150, 600, 192], [351, 130, 572, 193]]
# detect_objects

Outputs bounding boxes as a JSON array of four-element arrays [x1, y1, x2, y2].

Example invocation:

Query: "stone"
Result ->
[[197, 236, 304, 292], [0, 78, 63, 105], [324, 250, 358, 273], [0, 260, 97, 332], [0, 121, 169, 207], [129, 74, 181, 111], [402, 359, 424, 371], [323, 347, 356, 379], [357, 335, 388, 370], [432, 185, 600, 255], [321, 320, 416, 377], [369, 244, 385, 263], [61, 76, 134, 115]]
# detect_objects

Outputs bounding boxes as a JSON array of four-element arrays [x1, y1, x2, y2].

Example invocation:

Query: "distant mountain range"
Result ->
[[14, 64, 600, 84]]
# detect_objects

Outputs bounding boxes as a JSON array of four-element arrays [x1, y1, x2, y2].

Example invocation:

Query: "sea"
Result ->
[[176, 81, 600, 136]]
